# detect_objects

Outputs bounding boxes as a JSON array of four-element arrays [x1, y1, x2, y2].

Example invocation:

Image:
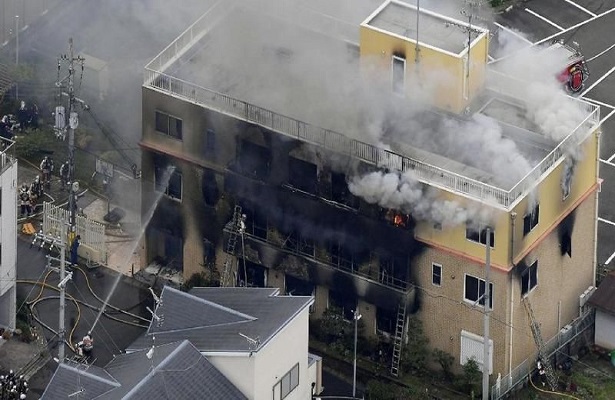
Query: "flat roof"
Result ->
[[144, 0, 599, 207], [362, 0, 487, 55]]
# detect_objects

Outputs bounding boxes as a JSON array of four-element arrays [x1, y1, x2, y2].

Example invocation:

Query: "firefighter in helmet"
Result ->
[[40, 156, 54, 188], [19, 183, 31, 217], [77, 331, 94, 357]]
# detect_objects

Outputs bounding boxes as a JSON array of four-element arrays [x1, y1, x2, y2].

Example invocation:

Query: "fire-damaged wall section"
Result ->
[[558, 210, 575, 257]]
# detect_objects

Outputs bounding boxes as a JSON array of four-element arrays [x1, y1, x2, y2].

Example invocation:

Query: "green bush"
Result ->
[[400, 317, 429, 375], [490, 0, 506, 7], [459, 358, 482, 397], [433, 349, 455, 381]]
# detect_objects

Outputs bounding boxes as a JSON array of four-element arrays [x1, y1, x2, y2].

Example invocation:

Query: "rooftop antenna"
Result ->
[[460, 1, 483, 102], [68, 389, 85, 398], [149, 287, 161, 307], [238, 332, 260, 352]]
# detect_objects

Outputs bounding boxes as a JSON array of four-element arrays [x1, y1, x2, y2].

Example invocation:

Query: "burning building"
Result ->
[[139, 0, 601, 388]]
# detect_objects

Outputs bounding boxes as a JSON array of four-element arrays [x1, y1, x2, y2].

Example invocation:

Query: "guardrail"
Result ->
[[143, 6, 600, 210]]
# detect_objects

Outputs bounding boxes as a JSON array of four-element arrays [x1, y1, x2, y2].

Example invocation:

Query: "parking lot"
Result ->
[[494, 0, 615, 268]]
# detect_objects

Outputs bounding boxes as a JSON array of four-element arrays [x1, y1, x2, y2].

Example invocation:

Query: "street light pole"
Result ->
[[15, 15, 18, 100], [352, 309, 362, 398]]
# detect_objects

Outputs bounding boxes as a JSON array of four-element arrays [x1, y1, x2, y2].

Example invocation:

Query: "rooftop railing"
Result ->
[[143, 6, 600, 210]]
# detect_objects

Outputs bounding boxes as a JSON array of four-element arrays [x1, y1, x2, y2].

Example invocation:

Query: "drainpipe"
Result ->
[[508, 212, 517, 385], [593, 129, 601, 287]]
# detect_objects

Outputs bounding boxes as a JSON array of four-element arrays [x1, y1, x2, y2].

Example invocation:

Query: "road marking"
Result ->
[[564, 0, 598, 17], [581, 65, 615, 96], [606, 250, 615, 265], [598, 217, 615, 227], [583, 97, 615, 110], [586, 43, 615, 62], [608, 153, 615, 163], [488, 55, 495, 62], [493, 22, 533, 45], [525, 8, 565, 31], [535, 7, 615, 46], [600, 159, 615, 168]]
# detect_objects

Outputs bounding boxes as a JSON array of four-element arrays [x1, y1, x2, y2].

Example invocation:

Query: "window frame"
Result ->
[[272, 363, 300, 400], [521, 261, 538, 296], [155, 166, 183, 201], [205, 128, 216, 154], [523, 204, 540, 236], [464, 274, 494, 310], [391, 55, 406, 96], [154, 110, 183, 140], [432, 263, 442, 287], [466, 225, 495, 248]]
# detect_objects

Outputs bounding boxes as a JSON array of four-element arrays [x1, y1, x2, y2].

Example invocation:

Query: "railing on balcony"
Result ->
[[0, 138, 17, 174], [143, 5, 600, 210]]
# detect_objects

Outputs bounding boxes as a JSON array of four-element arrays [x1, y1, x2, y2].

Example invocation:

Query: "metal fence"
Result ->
[[142, 3, 601, 210], [42, 202, 107, 264], [491, 310, 595, 399]]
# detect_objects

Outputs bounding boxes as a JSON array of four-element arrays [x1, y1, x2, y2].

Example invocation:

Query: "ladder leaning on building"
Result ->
[[523, 297, 558, 391]]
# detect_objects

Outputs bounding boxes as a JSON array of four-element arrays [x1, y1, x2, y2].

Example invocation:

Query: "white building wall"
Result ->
[[0, 160, 18, 330], [595, 310, 615, 349], [206, 353, 256, 398], [254, 307, 312, 400]]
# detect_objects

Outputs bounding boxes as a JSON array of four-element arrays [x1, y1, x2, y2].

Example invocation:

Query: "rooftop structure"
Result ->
[[144, 0, 599, 210]]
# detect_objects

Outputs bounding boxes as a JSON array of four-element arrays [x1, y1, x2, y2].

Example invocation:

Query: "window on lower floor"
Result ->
[[242, 204, 268, 240], [523, 204, 540, 236], [460, 330, 493, 374], [288, 156, 318, 194], [379, 253, 408, 288], [464, 274, 493, 309], [285, 274, 314, 296], [329, 289, 356, 321], [432, 263, 442, 286], [466, 226, 495, 247], [283, 230, 315, 257], [204, 129, 216, 155], [376, 306, 396, 335], [273, 363, 300, 400], [155, 166, 182, 200], [155, 111, 182, 140], [238, 140, 271, 179], [237, 260, 267, 288], [521, 261, 538, 296]]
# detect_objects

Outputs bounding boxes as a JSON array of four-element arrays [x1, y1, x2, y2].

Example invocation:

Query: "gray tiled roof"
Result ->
[[127, 287, 313, 353], [41, 361, 119, 399], [42, 341, 247, 400]]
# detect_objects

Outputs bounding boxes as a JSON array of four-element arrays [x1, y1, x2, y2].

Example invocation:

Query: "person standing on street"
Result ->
[[40, 156, 54, 189], [70, 235, 81, 265]]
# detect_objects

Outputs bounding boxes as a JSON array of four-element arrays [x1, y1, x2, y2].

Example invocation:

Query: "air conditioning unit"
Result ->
[[579, 286, 596, 316]]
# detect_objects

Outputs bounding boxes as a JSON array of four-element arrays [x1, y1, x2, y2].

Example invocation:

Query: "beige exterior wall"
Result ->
[[359, 23, 488, 114], [207, 354, 255, 398]]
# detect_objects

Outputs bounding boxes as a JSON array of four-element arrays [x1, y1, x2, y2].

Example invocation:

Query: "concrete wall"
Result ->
[[595, 310, 615, 350], [0, 160, 17, 330]]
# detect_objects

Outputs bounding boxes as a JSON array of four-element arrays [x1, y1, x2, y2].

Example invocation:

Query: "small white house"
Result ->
[[0, 144, 18, 331], [587, 272, 615, 350]]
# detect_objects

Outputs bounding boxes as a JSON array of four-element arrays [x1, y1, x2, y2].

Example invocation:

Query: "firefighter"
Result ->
[[19, 183, 31, 217], [40, 156, 54, 188], [30, 175, 43, 201], [59, 161, 69, 191], [17, 101, 28, 132], [70, 235, 81, 265], [537, 359, 547, 387], [77, 332, 94, 357]]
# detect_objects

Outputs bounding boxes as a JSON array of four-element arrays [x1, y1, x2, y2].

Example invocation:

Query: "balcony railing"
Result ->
[[144, 5, 600, 210], [0, 138, 16, 174]]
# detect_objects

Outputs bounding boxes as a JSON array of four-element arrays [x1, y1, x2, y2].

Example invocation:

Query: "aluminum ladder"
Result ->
[[220, 205, 243, 287], [523, 297, 558, 391], [390, 302, 406, 377]]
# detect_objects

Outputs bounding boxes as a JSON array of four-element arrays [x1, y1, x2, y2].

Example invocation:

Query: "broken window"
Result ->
[[392, 55, 406, 96], [237, 260, 267, 287], [331, 172, 357, 207], [466, 226, 495, 247], [155, 165, 182, 201], [238, 140, 271, 179], [376, 306, 397, 335], [521, 261, 538, 295], [464, 274, 493, 309], [379, 254, 409, 289], [242, 204, 268, 239], [285, 274, 314, 296], [204, 129, 216, 155], [523, 204, 540, 236], [328, 289, 356, 321], [201, 169, 219, 206], [561, 231, 572, 257], [330, 242, 356, 272], [288, 157, 318, 194], [281, 230, 315, 257]]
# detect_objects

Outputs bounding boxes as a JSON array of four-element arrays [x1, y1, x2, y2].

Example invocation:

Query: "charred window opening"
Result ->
[[464, 274, 493, 309], [384, 209, 412, 229], [242, 204, 268, 240], [285, 274, 314, 296], [376, 306, 396, 335], [204, 129, 216, 155], [149, 227, 184, 271], [288, 157, 318, 194], [466, 226, 495, 247], [282, 230, 315, 257], [155, 111, 182, 140], [155, 164, 182, 201], [392, 55, 406, 96], [329, 289, 356, 321], [202, 169, 219, 206], [238, 260, 267, 287], [203, 238, 215, 268], [379, 254, 408, 287], [331, 172, 357, 207], [523, 204, 540, 236], [521, 261, 538, 295], [432, 263, 442, 286], [561, 231, 572, 257], [238, 140, 271, 179], [330, 242, 359, 272]]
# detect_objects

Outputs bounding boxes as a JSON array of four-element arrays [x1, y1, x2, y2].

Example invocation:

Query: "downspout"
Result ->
[[508, 212, 517, 385], [593, 129, 601, 287]]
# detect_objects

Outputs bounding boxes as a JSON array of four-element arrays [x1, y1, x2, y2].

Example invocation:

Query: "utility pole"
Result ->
[[15, 15, 18, 100], [482, 227, 491, 400], [414, 0, 420, 64], [57, 38, 85, 237], [32, 230, 72, 362], [352, 309, 362, 398], [461, 1, 483, 101]]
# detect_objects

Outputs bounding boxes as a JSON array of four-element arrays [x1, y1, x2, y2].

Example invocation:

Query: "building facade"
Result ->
[[139, 0, 600, 383], [0, 141, 18, 331]]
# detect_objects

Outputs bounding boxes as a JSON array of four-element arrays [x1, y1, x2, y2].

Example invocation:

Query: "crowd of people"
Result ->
[[0, 100, 39, 141], [0, 371, 28, 399], [19, 156, 71, 218]]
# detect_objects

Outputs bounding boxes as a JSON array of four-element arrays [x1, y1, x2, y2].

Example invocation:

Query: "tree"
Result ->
[[433, 349, 455, 381], [460, 358, 482, 397], [400, 317, 429, 375]]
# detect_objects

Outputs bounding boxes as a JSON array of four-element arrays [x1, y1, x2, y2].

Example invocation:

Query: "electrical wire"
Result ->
[[14, 267, 50, 317]]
